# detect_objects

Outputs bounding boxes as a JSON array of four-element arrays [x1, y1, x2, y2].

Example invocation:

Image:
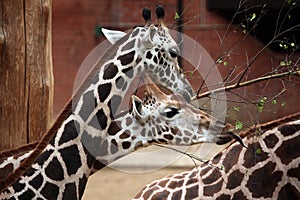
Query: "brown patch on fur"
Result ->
[[203, 179, 223, 196], [275, 135, 300, 165], [247, 161, 283, 198]]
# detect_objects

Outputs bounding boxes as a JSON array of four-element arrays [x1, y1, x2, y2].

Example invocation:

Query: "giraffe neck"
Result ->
[[0, 107, 160, 199], [0, 30, 144, 198]]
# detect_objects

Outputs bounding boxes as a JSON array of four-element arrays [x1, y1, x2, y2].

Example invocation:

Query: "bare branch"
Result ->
[[193, 70, 300, 100], [236, 23, 300, 85]]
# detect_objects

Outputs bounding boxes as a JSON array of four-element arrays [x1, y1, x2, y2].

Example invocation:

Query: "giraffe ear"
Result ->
[[143, 25, 156, 48], [102, 28, 126, 45], [131, 95, 146, 124]]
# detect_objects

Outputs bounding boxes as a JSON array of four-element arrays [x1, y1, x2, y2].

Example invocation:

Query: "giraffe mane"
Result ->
[[239, 112, 300, 139], [0, 30, 134, 192], [0, 142, 38, 165], [213, 112, 300, 163]]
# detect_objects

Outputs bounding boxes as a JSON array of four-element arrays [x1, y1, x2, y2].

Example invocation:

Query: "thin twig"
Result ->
[[193, 70, 300, 100], [236, 23, 300, 85], [154, 144, 213, 166]]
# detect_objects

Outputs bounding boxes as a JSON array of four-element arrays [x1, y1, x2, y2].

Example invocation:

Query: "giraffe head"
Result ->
[[102, 6, 194, 102], [130, 83, 244, 146]]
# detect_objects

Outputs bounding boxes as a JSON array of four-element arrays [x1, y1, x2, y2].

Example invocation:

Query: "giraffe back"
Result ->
[[133, 112, 300, 200]]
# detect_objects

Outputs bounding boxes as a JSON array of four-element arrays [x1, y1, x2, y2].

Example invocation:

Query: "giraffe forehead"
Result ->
[[140, 26, 176, 47], [155, 32, 175, 48], [146, 95, 179, 108], [147, 94, 188, 111]]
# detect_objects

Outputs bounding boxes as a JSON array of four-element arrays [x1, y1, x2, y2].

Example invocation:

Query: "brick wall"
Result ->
[[52, 0, 299, 125]]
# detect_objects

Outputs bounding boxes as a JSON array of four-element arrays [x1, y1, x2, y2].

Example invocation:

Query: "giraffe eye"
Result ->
[[169, 48, 178, 58], [163, 107, 179, 118]]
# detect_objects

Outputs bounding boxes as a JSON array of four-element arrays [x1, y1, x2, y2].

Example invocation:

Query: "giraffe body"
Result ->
[[133, 114, 300, 200]]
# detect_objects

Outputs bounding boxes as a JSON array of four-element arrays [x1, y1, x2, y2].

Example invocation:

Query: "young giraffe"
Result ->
[[0, 82, 244, 199], [133, 112, 300, 200], [0, 6, 243, 198]]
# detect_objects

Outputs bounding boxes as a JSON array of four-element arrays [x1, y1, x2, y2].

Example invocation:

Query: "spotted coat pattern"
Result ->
[[0, 7, 242, 199], [133, 116, 300, 200], [0, 7, 195, 199], [1, 83, 242, 199]]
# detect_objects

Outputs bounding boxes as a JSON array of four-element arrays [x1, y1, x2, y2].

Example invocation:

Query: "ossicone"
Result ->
[[142, 7, 152, 25], [156, 5, 165, 25]]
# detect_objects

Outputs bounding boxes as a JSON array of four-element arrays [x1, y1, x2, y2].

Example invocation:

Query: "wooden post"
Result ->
[[0, 0, 53, 151]]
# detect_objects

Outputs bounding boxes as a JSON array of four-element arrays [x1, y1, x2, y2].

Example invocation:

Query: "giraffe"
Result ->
[[0, 5, 195, 192], [133, 112, 300, 200], [0, 6, 244, 198], [0, 81, 245, 199], [0, 5, 194, 181]]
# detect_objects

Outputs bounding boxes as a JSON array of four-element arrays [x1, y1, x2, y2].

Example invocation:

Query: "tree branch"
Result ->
[[192, 70, 300, 100]]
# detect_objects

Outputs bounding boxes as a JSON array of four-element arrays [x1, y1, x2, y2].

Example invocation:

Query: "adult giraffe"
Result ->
[[133, 112, 300, 200], [0, 6, 243, 199]]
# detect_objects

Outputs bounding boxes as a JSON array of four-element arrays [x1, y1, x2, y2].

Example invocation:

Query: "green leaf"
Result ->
[[279, 60, 292, 66], [220, 164, 224, 170], [233, 106, 240, 111], [235, 120, 243, 130], [249, 13, 256, 21], [189, 71, 194, 76], [174, 12, 180, 20], [223, 61, 228, 66], [257, 97, 267, 112], [281, 102, 286, 107], [286, 0, 297, 5], [256, 148, 262, 154], [272, 99, 277, 105]]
